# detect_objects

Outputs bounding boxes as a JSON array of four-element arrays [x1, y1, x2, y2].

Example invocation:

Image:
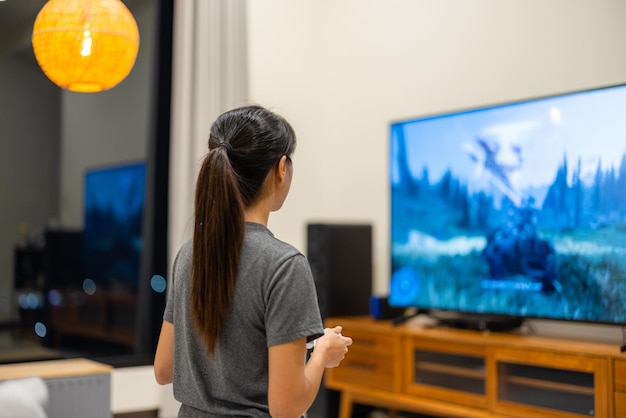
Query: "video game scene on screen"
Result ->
[[389, 84, 626, 326]]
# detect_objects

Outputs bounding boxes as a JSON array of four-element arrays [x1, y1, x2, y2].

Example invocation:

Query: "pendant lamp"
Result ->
[[32, 0, 140, 93]]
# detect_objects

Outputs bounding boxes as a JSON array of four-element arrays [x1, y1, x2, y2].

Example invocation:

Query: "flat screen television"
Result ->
[[83, 161, 146, 290], [389, 83, 626, 328]]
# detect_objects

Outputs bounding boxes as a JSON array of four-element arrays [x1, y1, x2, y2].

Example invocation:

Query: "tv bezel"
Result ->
[[387, 82, 626, 328]]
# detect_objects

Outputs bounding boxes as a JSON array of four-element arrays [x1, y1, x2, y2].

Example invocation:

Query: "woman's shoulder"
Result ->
[[245, 223, 303, 259], [177, 237, 194, 258], [171, 238, 194, 271]]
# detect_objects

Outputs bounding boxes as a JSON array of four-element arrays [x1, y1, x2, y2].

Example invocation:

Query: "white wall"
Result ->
[[248, 0, 626, 342]]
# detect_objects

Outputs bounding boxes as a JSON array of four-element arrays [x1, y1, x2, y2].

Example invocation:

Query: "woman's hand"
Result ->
[[311, 326, 352, 368]]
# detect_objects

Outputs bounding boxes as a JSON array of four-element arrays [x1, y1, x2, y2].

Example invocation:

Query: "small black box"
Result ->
[[370, 295, 406, 320]]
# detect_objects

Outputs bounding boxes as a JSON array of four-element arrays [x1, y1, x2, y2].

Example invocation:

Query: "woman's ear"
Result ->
[[276, 155, 289, 183]]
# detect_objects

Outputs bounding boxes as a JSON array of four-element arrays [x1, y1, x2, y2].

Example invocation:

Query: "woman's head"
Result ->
[[192, 105, 296, 353], [207, 105, 296, 207]]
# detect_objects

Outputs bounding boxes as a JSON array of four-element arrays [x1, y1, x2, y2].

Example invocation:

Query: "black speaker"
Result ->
[[306, 223, 374, 418], [43, 229, 83, 290], [13, 248, 44, 290], [306, 223, 372, 319]]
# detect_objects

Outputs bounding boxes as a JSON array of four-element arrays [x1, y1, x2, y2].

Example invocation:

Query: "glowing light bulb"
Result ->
[[81, 35, 93, 57]]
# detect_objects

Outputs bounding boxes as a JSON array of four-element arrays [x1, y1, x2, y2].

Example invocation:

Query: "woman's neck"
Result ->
[[244, 172, 277, 226], [244, 199, 271, 226]]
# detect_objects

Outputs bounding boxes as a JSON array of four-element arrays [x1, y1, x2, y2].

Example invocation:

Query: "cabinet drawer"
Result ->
[[332, 348, 395, 391], [347, 329, 395, 356], [616, 359, 626, 391], [325, 325, 397, 392]]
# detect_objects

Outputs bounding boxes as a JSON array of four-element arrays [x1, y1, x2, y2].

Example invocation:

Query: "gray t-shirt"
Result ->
[[163, 222, 324, 417]]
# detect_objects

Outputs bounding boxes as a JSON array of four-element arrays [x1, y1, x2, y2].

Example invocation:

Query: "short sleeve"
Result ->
[[264, 254, 324, 347], [163, 248, 182, 324]]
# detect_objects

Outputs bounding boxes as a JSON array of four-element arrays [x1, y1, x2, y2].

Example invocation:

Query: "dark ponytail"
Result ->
[[192, 146, 244, 353], [191, 105, 296, 353]]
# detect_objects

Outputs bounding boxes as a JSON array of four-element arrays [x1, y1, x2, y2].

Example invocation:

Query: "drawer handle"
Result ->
[[346, 360, 377, 371]]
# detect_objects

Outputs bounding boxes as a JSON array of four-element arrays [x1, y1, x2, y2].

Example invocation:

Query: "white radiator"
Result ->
[[45, 374, 111, 418]]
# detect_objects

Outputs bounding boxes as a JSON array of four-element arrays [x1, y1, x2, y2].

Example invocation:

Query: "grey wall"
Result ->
[[0, 0, 156, 324], [0, 46, 60, 319]]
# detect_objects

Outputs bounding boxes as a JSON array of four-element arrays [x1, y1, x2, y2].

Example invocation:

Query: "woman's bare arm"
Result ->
[[154, 320, 174, 385], [267, 327, 351, 418]]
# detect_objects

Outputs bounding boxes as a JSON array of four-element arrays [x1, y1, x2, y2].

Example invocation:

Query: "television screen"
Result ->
[[83, 161, 146, 289], [389, 84, 626, 325]]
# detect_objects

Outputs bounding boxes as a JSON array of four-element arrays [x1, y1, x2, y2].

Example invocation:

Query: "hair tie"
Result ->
[[217, 142, 233, 154]]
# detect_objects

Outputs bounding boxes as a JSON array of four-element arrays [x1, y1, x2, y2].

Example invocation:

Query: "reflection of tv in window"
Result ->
[[83, 161, 146, 289], [389, 83, 626, 326]]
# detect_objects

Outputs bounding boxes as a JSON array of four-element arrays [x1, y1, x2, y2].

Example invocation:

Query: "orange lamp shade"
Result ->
[[32, 0, 140, 93]]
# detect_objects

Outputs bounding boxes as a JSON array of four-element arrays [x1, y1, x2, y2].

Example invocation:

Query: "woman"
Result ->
[[154, 105, 352, 418]]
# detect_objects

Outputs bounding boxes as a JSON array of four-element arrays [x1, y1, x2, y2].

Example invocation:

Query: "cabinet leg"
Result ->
[[338, 391, 353, 418]]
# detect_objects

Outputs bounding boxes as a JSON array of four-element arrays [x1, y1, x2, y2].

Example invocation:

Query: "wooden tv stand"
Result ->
[[324, 316, 626, 418]]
